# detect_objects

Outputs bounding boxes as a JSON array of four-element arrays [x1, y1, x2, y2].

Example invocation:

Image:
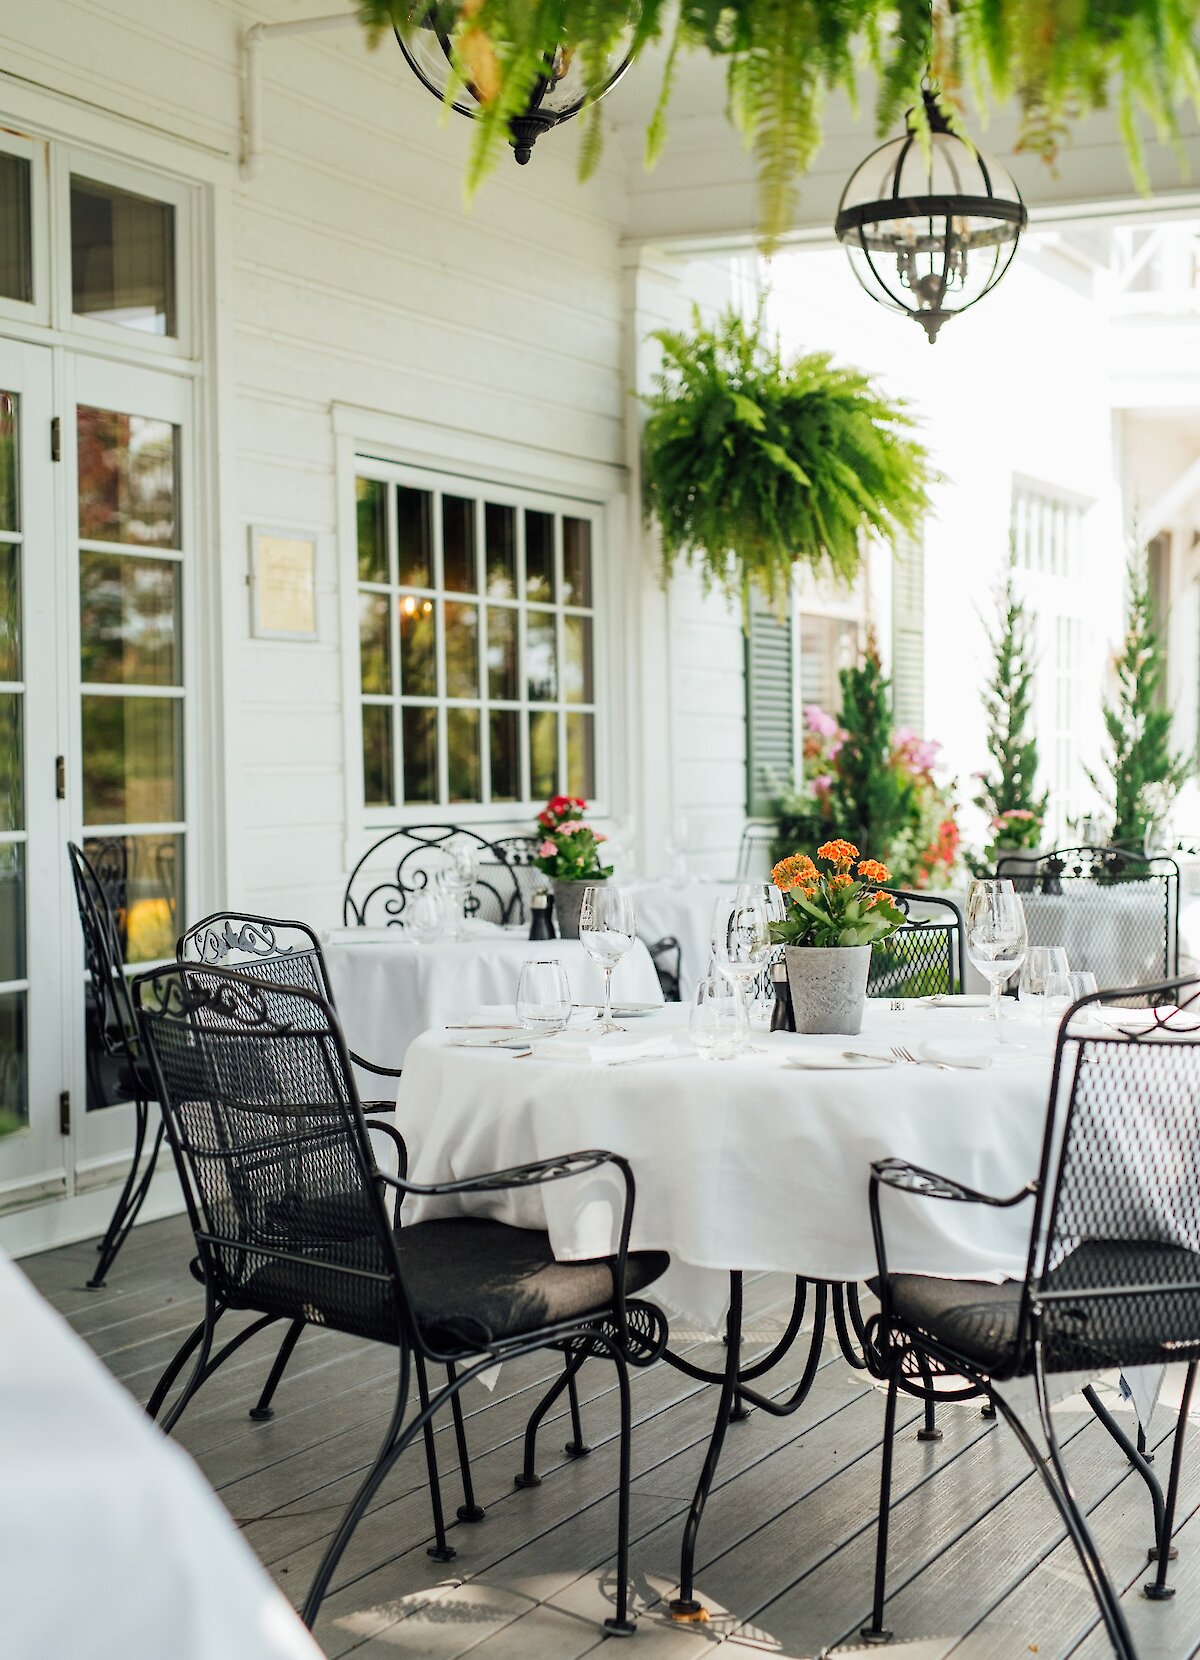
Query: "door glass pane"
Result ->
[[443, 496, 477, 593], [362, 705, 393, 806], [0, 843, 25, 981], [0, 546, 19, 682], [527, 611, 557, 701], [564, 614, 593, 704], [358, 593, 391, 694], [77, 408, 177, 547], [486, 503, 516, 598], [0, 391, 17, 531], [0, 694, 22, 832], [81, 695, 181, 824], [563, 517, 592, 606], [399, 594, 436, 696], [0, 154, 32, 306], [444, 602, 479, 699], [84, 832, 182, 965], [486, 606, 517, 701], [402, 705, 437, 803], [397, 487, 433, 587], [525, 510, 555, 601], [447, 707, 480, 803], [530, 710, 558, 800], [0, 991, 27, 1129], [80, 553, 180, 685], [490, 710, 520, 803], [567, 711, 595, 798], [356, 478, 387, 583], [70, 176, 176, 336]]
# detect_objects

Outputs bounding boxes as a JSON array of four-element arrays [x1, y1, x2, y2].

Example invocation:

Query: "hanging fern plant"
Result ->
[[358, 2, 1200, 247], [640, 307, 934, 612]]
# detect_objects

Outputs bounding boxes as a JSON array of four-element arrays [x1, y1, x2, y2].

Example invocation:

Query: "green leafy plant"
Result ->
[[641, 309, 932, 611], [359, 2, 1200, 246], [973, 560, 1049, 866], [768, 839, 906, 949], [1087, 551, 1190, 851], [828, 637, 918, 859], [533, 793, 614, 880]]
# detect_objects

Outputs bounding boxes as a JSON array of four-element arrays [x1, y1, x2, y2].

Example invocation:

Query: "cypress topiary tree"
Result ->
[[1087, 551, 1189, 851], [975, 562, 1049, 860], [830, 634, 916, 860]]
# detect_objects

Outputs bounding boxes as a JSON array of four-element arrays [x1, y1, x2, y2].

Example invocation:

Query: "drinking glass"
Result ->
[[1069, 970, 1099, 1001], [579, 886, 637, 1033], [436, 843, 479, 942], [735, 882, 786, 1021], [711, 892, 772, 1055], [966, 878, 1028, 1024], [689, 973, 744, 1061], [1078, 817, 1106, 849], [516, 960, 571, 1035], [1019, 946, 1071, 1021], [406, 891, 444, 945]]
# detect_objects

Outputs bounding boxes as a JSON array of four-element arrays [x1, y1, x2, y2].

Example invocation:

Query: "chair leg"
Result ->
[[916, 1359, 942, 1443], [158, 1288, 223, 1436], [1082, 1383, 1168, 1567], [604, 1348, 636, 1637], [250, 1319, 306, 1421], [1145, 1360, 1197, 1600], [445, 1363, 485, 1522], [515, 1350, 584, 1489], [414, 1352, 456, 1563], [88, 1110, 164, 1289], [860, 1368, 900, 1644], [146, 1313, 209, 1420], [565, 1360, 593, 1456]]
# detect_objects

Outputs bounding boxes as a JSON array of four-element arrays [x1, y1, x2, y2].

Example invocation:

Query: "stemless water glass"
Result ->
[[1069, 970, 1099, 1001], [1019, 946, 1071, 1021], [579, 886, 637, 1033], [436, 843, 479, 942], [406, 890, 444, 945], [966, 878, 1028, 1023], [689, 973, 744, 1061], [735, 882, 786, 1021], [711, 892, 772, 1055], [516, 960, 571, 1035]]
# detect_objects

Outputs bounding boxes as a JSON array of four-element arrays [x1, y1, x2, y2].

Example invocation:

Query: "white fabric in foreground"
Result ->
[[0, 1250, 320, 1660]]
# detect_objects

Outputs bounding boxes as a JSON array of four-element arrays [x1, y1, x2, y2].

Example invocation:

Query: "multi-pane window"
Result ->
[[1012, 481, 1084, 578], [356, 467, 599, 811], [0, 390, 27, 1125], [70, 176, 176, 337]]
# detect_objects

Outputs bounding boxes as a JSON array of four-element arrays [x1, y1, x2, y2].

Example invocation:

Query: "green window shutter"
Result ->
[[745, 591, 795, 816], [891, 535, 925, 732]]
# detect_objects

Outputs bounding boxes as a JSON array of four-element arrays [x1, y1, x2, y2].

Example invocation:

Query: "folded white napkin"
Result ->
[[467, 1005, 519, 1027], [535, 1033, 676, 1066]]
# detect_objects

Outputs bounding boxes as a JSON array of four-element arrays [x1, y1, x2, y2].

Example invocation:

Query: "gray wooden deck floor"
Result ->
[[19, 1215, 1200, 1660]]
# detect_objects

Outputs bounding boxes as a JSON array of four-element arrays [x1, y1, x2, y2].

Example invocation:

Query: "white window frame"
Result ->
[[52, 147, 195, 360], [791, 565, 865, 764], [335, 405, 622, 849], [0, 128, 51, 331]]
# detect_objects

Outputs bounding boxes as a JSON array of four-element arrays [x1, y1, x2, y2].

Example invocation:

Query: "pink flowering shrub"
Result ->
[[532, 796, 613, 882]]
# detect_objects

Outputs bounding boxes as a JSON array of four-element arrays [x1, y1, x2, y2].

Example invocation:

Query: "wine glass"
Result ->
[[406, 891, 444, 945], [1019, 946, 1071, 1022], [689, 973, 744, 1061], [579, 886, 637, 1033], [966, 878, 1028, 1024], [436, 843, 479, 941], [516, 960, 571, 1035], [735, 882, 786, 1022], [710, 892, 772, 1055]]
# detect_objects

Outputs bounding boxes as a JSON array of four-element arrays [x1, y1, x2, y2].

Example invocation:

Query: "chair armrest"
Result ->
[[362, 1101, 397, 1115], [365, 1119, 408, 1185], [870, 1158, 1036, 1210], [350, 1048, 404, 1080]]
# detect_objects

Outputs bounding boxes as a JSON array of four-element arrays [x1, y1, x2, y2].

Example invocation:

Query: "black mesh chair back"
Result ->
[[1019, 974, 1200, 1375], [485, 834, 545, 927], [995, 845, 1179, 997], [736, 824, 776, 884], [342, 824, 522, 929], [866, 891, 965, 999], [134, 962, 411, 1345]]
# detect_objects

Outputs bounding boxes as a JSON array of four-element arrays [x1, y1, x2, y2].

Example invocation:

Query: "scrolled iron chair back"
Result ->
[[866, 890, 966, 1000], [342, 824, 523, 930], [486, 834, 545, 928], [68, 841, 140, 1061], [179, 912, 333, 1001]]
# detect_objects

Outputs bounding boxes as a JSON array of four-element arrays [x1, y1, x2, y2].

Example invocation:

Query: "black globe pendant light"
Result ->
[[396, 5, 639, 165], [834, 87, 1027, 343]]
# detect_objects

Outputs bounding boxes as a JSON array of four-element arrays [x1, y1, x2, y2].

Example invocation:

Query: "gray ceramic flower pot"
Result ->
[[553, 878, 605, 940], [784, 943, 872, 1036]]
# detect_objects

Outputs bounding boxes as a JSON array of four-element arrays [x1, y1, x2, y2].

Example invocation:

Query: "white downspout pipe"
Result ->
[[240, 11, 362, 179]]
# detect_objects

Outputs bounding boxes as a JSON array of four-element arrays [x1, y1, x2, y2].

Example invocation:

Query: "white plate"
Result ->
[[784, 1049, 894, 1071], [920, 994, 992, 1009]]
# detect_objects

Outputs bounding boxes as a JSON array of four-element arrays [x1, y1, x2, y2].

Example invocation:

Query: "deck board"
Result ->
[[17, 1217, 1200, 1659]]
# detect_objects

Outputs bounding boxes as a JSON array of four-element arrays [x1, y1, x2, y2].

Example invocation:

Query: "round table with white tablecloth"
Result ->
[[322, 925, 663, 1073]]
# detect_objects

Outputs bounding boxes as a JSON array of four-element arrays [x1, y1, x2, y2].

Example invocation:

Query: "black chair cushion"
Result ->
[[242, 1215, 668, 1353], [876, 1237, 1200, 1376]]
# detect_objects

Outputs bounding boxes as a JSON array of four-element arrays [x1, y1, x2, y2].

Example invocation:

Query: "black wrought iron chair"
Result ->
[[343, 824, 524, 930], [648, 936, 682, 1002], [68, 842, 165, 1290], [735, 823, 776, 884], [132, 962, 669, 1632], [995, 845, 1179, 995], [82, 834, 131, 956], [859, 972, 1200, 1655], [867, 891, 966, 1000], [486, 834, 545, 928]]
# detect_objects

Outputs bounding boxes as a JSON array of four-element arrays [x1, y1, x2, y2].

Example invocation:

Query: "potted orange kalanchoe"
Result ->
[[769, 840, 906, 1035]]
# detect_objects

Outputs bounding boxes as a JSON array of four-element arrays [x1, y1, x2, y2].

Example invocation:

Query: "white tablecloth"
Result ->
[[324, 927, 663, 1072], [630, 877, 741, 996], [395, 1002, 1057, 1329], [0, 1251, 320, 1660]]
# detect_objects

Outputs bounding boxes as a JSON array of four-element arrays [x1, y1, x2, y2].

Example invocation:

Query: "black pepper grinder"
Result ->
[[770, 959, 795, 1033], [529, 890, 557, 941]]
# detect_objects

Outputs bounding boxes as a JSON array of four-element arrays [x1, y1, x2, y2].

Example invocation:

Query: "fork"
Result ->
[[891, 1043, 955, 1071]]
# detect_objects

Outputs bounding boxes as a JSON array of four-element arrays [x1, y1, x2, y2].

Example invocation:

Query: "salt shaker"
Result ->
[[529, 890, 556, 941]]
